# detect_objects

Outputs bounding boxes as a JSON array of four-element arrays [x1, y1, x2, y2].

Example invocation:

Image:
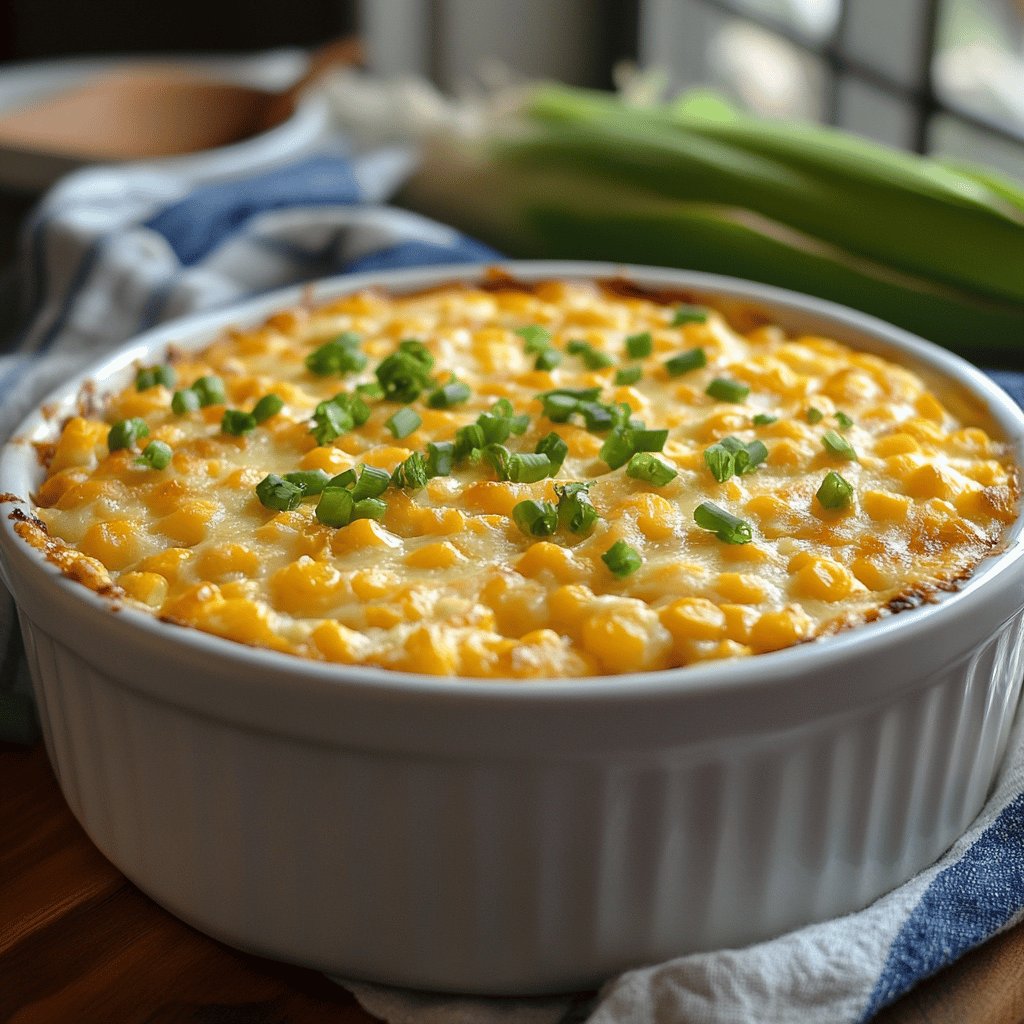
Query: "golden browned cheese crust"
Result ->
[[21, 277, 1020, 677]]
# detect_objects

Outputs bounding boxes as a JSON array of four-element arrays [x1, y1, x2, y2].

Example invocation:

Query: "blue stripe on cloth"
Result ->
[[340, 237, 498, 275], [144, 155, 361, 266], [861, 791, 1024, 1019]]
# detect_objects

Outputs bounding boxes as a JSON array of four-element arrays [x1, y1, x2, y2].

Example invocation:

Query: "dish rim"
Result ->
[[2, 259, 1023, 706]]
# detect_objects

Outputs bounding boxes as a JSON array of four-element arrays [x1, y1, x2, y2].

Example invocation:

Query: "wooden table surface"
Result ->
[[4, 740, 1024, 1024]]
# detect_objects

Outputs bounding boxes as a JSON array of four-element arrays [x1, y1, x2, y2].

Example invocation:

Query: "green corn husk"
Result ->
[[521, 85, 1024, 306]]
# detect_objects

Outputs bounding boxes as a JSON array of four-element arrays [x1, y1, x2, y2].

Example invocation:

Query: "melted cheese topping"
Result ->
[[23, 278, 1019, 678]]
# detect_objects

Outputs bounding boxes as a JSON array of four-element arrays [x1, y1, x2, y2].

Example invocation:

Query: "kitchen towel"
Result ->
[[2, 146, 1024, 1024]]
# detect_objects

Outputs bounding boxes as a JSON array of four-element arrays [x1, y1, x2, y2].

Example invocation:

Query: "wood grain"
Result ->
[[3, 740, 1023, 1024]]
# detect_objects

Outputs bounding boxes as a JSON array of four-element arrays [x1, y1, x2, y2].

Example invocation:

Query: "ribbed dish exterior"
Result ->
[[19, 605, 1024, 993]]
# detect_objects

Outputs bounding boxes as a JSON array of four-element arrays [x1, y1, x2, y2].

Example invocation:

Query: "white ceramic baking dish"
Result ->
[[1, 263, 1023, 995]]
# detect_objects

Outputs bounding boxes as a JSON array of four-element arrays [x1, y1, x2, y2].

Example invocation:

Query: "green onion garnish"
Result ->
[[328, 469, 357, 489], [536, 431, 569, 470], [252, 393, 284, 423], [512, 499, 558, 537], [626, 332, 653, 358], [555, 481, 598, 534], [816, 470, 855, 509], [352, 497, 388, 522], [477, 398, 529, 444], [703, 437, 768, 482], [351, 465, 392, 502], [807, 407, 824, 424], [630, 428, 669, 452], [427, 379, 472, 409], [305, 332, 367, 376], [752, 413, 778, 426], [385, 407, 422, 439], [355, 381, 385, 401], [107, 417, 149, 452], [567, 339, 614, 370], [135, 365, 175, 391], [192, 375, 226, 407], [426, 441, 455, 477], [614, 365, 643, 386], [706, 378, 750, 403], [282, 469, 330, 496], [671, 305, 708, 326], [665, 348, 707, 376], [627, 452, 678, 486], [506, 453, 555, 483], [693, 501, 753, 544], [310, 393, 370, 445], [515, 325, 552, 352], [454, 423, 487, 459], [602, 539, 642, 577], [822, 430, 858, 461], [391, 451, 429, 490], [535, 348, 562, 371], [835, 411, 855, 429], [375, 341, 434, 402], [315, 487, 355, 527], [136, 439, 172, 469], [221, 409, 257, 435], [256, 474, 303, 512], [171, 389, 200, 415], [599, 431, 635, 470]]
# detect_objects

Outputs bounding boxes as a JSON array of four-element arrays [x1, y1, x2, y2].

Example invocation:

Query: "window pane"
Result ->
[[934, 0, 1024, 133], [841, 0, 931, 89], [835, 77, 918, 148], [930, 114, 1024, 183], [716, 0, 841, 42]]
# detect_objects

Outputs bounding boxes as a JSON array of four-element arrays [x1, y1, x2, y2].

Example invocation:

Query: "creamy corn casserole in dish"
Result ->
[[12, 269, 1019, 678]]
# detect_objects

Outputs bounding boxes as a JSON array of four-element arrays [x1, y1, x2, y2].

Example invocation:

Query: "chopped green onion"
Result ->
[[315, 487, 355, 527], [171, 389, 200, 415], [427, 379, 472, 408], [252, 393, 284, 423], [540, 393, 577, 422], [192, 375, 226, 407], [512, 499, 558, 537], [310, 393, 370, 445], [579, 401, 615, 432], [567, 339, 614, 369], [602, 539, 642, 577], [539, 386, 603, 401], [107, 417, 149, 452], [136, 439, 172, 469], [478, 399, 529, 443], [507, 453, 555, 483], [752, 413, 778, 426], [375, 342, 434, 403], [352, 497, 388, 522], [706, 378, 750, 403], [221, 409, 257, 435], [703, 436, 768, 482], [555, 481, 598, 534], [515, 324, 552, 352], [822, 429, 858, 461], [385, 407, 422, 439], [355, 381, 385, 401], [282, 469, 330, 496], [614, 365, 643, 386], [328, 469, 357, 490], [351, 465, 392, 502], [665, 348, 707, 376], [835, 411, 855, 429], [806, 407, 824, 424], [693, 501, 753, 544], [305, 332, 367, 376], [630, 428, 669, 452], [816, 470, 855, 509], [599, 431, 636, 470], [627, 452, 678, 486], [426, 441, 455, 477], [671, 305, 709, 326], [536, 431, 569, 469], [135, 364, 175, 391], [626, 331, 653, 358], [391, 451, 429, 490], [535, 348, 562, 371], [256, 474, 303, 512]]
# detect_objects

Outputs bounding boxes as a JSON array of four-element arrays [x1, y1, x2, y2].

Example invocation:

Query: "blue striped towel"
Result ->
[[2, 149, 1024, 1024]]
